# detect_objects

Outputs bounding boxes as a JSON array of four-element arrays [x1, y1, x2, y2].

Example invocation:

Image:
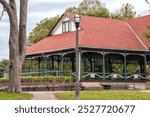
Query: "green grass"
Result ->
[[0, 92, 32, 100], [55, 90, 150, 100]]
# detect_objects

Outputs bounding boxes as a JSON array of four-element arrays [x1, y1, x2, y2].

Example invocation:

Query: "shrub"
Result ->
[[0, 78, 8, 83], [21, 76, 74, 83], [0, 76, 74, 83]]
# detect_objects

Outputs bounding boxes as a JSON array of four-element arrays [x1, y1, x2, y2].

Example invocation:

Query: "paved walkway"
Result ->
[[27, 91, 58, 100], [140, 90, 150, 93]]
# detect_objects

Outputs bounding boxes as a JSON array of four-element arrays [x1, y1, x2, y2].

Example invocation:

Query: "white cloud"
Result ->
[[102, 0, 149, 16]]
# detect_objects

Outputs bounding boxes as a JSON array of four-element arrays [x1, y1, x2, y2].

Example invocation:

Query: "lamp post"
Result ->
[[74, 14, 81, 100]]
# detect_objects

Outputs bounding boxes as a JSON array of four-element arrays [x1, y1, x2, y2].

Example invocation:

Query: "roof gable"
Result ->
[[50, 14, 81, 35]]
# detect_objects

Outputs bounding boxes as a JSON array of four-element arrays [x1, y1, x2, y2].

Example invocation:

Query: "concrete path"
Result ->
[[27, 91, 58, 100], [140, 90, 150, 93]]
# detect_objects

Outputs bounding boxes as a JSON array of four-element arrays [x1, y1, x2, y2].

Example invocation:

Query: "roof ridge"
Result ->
[[125, 21, 148, 50], [65, 13, 126, 22]]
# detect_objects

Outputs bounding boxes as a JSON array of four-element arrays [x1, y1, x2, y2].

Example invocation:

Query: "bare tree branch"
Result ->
[[0, 0, 12, 14], [145, 0, 150, 4], [0, 6, 5, 21]]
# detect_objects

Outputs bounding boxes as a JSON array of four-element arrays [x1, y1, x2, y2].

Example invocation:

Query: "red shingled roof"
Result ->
[[27, 14, 150, 55], [127, 15, 150, 48]]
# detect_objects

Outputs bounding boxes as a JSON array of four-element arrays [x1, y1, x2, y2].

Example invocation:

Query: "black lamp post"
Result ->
[[74, 13, 81, 100]]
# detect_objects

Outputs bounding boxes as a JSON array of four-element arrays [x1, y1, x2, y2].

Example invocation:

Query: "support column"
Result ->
[[38, 57, 41, 75], [61, 52, 64, 75], [93, 58, 96, 72], [102, 52, 106, 79], [57, 56, 60, 70], [84, 56, 86, 72], [144, 55, 147, 77], [46, 57, 49, 70], [29, 57, 32, 72], [139, 59, 143, 74], [38, 57, 41, 70], [71, 56, 75, 72], [123, 54, 127, 79], [52, 56, 54, 70], [45, 55, 48, 70], [108, 57, 112, 73], [90, 58, 93, 72]]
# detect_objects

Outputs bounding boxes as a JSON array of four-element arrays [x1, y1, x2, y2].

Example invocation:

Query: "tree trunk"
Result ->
[[0, 0, 28, 92], [7, 0, 21, 92]]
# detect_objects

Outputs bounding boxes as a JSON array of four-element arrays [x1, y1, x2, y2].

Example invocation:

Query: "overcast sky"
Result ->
[[0, 0, 149, 60]]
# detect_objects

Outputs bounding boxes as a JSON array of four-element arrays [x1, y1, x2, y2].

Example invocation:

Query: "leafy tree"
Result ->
[[65, 6, 77, 14], [111, 3, 136, 20], [143, 26, 150, 42], [0, 59, 9, 73], [28, 16, 60, 45], [65, 0, 110, 18], [145, 0, 150, 5]]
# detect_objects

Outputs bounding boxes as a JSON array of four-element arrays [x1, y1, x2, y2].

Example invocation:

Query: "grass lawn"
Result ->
[[55, 90, 150, 100], [0, 92, 32, 100]]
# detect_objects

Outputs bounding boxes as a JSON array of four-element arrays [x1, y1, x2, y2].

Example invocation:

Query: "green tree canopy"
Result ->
[[28, 16, 60, 45], [0, 59, 9, 73], [143, 26, 150, 42], [111, 3, 136, 20], [65, 0, 110, 18]]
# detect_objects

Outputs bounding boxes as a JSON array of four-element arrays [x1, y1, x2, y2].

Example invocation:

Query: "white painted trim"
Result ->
[[125, 22, 148, 50]]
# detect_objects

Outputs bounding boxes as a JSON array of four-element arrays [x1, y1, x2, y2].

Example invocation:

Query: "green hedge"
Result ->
[[0, 76, 74, 83], [0, 78, 8, 83]]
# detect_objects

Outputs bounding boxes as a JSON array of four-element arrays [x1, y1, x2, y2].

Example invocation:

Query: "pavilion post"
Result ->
[[124, 54, 127, 79], [102, 52, 106, 79], [61, 52, 64, 76], [90, 58, 93, 72], [93, 58, 96, 72], [52, 56, 54, 70], [144, 55, 147, 77], [29, 57, 32, 73], [45, 55, 48, 70], [38, 57, 41, 75], [45, 55, 48, 75], [84, 57, 87, 72], [57, 56, 60, 70]]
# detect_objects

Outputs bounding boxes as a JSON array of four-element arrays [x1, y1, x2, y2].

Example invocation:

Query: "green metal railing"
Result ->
[[1, 69, 149, 80], [21, 69, 73, 77], [71, 71, 148, 80]]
